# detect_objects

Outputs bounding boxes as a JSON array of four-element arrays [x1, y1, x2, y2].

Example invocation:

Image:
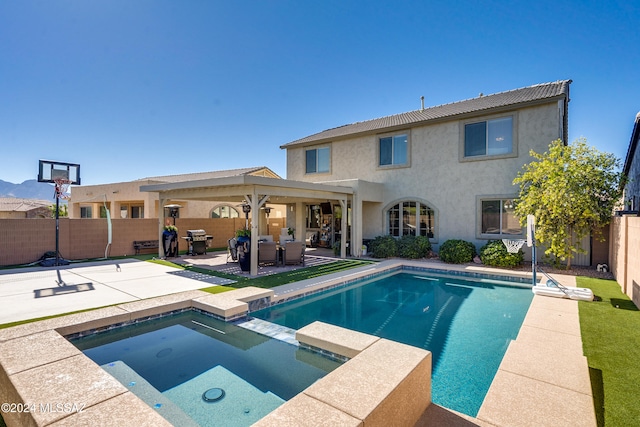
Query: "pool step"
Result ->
[[235, 318, 299, 346], [164, 365, 285, 427], [101, 360, 199, 427]]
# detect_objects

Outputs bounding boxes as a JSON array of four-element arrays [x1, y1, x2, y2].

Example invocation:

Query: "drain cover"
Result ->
[[202, 388, 225, 402]]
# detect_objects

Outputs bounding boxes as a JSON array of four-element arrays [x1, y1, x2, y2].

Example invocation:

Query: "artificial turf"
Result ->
[[176, 258, 375, 292], [577, 277, 640, 427]]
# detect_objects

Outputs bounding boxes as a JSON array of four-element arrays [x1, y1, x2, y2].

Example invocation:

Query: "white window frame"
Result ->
[[210, 204, 240, 219], [384, 199, 437, 240]]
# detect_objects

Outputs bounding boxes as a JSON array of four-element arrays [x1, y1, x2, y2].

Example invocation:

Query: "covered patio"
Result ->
[[140, 175, 384, 276]]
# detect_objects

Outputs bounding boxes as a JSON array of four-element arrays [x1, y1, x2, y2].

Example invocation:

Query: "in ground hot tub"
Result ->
[[69, 310, 341, 427]]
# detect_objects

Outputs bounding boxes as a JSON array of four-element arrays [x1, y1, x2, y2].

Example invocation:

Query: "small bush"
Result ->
[[397, 235, 432, 259], [369, 235, 398, 258], [479, 240, 524, 267], [438, 239, 476, 264]]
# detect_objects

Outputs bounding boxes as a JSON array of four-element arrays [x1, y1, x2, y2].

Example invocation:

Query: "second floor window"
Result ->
[[465, 117, 513, 157], [306, 147, 330, 174], [379, 134, 408, 166]]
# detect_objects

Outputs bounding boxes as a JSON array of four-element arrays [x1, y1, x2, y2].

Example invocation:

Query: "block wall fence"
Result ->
[[609, 215, 640, 308], [0, 217, 286, 267]]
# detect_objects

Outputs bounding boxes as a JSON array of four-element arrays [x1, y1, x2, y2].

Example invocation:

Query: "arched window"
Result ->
[[386, 200, 435, 238], [211, 204, 240, 219]]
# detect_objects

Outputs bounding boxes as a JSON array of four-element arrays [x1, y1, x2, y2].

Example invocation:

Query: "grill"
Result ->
[[184, 229, 213, 255]]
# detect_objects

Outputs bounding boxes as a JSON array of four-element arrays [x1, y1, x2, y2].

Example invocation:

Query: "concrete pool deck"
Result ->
[[0, 257, 596, 426]]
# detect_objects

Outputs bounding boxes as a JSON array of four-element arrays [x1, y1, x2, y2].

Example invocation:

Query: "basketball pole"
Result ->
[[527, 215, 537, 286], [55, 182, 61, 266], [532, 235, 537, 286]]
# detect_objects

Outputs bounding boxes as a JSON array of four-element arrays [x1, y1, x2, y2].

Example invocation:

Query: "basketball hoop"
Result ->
[[502, 239, 525, 254], [38, 160, 81, 267], [54, 178, 72, 200]]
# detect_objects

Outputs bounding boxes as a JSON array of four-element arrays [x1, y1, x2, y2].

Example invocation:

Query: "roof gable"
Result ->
[[282, 80, 571, 148], [137, 166, 281, 183]]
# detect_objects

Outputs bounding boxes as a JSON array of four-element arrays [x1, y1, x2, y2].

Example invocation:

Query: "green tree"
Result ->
[[48, 203, 68, 218], [513, 138, 624, 269]]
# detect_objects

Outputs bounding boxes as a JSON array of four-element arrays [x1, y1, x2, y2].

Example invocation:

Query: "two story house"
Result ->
[[281, 80, 571, 254], [141, 80, 571, 275]]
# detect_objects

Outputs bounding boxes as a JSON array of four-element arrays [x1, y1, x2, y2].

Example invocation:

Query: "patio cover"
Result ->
[[140, 175, 384, 276]]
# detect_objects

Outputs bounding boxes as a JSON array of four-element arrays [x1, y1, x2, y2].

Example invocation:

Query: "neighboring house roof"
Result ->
[[622, 111, 640, 178], [282, 80, 572, 148], [135, 166, 281, 183], [0, 198, 50, 212]]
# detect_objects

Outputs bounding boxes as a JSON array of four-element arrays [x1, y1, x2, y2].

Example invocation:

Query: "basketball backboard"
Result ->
[[526, 214, 535, 247], [38, 160, 81, 185]]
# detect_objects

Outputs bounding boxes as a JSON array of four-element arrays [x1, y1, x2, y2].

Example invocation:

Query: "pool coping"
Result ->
[[0, 259, 597, 426], [0, 283, 432, 426]]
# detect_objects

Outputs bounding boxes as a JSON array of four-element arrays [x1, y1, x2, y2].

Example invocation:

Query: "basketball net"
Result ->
[[502, 239, 525, 253], [502, 215, 534, 254], [54, 178, 72, 200]]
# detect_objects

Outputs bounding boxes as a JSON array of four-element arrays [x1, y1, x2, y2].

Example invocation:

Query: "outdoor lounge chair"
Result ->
[[284, 241, 304, 266], [258, 241, 278, 266], [305, 231, 318, 247], [227, 237, 238, 263]]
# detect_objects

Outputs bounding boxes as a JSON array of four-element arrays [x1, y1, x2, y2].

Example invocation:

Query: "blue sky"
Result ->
[[1, 0, 638, 186]]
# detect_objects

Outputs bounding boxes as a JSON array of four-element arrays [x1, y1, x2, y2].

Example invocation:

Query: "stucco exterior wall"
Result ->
[[286, 102, 563, 252]]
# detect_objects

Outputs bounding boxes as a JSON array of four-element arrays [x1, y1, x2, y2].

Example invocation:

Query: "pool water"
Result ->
[[70, 311, 341, 427], [251, 271, 533, 416]]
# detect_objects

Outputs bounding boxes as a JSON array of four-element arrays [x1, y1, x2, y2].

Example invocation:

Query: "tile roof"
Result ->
[[136, 166, 280, 183], [0, 198, 51, 212], [282, 80, 571, 147]]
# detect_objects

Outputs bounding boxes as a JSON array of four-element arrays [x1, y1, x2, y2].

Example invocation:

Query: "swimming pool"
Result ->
[[70, 310, 342, 427], [251, 270, 533, 416]]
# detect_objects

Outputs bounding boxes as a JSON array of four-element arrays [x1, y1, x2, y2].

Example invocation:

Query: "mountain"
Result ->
[[0, 179, 57, 201]]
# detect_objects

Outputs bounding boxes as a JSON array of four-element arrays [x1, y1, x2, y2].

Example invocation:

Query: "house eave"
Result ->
[[280, 91, 569, 150]]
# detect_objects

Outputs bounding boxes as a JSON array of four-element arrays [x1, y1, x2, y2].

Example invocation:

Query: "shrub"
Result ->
[[479, 240, 524, 267], [369, 235, 398, 258], [397, 235, 432, 259], [332, 240, 341, 256], [438, 239, 476, 264]]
